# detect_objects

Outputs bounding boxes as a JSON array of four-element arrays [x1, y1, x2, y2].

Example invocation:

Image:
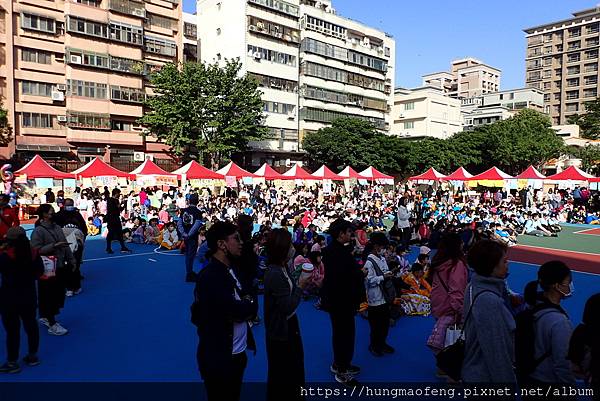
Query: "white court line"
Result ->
[[514, 244, 600, 257], [572, 228, 600, 235], [83, 249, 180, 262], [509, 260, 600, 277]]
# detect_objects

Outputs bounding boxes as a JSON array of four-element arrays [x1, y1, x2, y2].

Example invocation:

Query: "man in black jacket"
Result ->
[[321, 218, 366, 385], [105, 188, 130, 254], [191, 221, 257, 401]]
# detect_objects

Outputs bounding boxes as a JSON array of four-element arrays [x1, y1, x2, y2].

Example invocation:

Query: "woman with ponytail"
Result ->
[[524, 261, 576, 386], [568, 293, 599, 400]]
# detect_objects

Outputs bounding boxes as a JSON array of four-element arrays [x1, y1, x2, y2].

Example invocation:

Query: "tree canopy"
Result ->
[[139, 60, 267, 166], [0, 100, 12, 147], [303, 109, 566, 177], [568, 97, 600, 140]]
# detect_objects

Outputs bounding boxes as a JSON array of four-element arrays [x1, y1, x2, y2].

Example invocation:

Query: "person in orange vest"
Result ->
[[0, 194, 20, 240]]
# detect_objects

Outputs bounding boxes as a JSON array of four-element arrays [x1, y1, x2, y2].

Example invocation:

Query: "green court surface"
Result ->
[[517, 225, 600, 255]]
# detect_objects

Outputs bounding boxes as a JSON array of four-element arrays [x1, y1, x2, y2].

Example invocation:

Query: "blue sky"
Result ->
[[183, 0, 595, 90]]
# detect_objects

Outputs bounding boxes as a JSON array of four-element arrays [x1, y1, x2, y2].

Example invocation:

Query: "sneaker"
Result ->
[[39, 318, 50, 328], [185, 272, 198, 283], [331, 364, 360, 376], [120, 248, 132, 254], [106, 249, 114, 254], [369, 345, 384, 357], [334, 372, 358, 386], [66, 290, 74, 297], [382, 343, 395, 354], [23, 355, 40, 367], [48, 323, 68, 336], [0, 362, 21, 374], [74, 288, 83, 295]]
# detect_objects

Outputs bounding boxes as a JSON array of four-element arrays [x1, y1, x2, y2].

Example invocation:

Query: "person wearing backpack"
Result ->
[[462, 239, 516, 383], [54, 198, 87, 297], [568, 293, 599, 400], [177, 193, 203, 283], [518, 261, 576, 389]]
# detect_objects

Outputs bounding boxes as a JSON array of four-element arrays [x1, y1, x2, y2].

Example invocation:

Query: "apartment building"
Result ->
[[423, 58, 501, 99], [197, 0, 395, 167], [524, 7, 600, 125], [392, 86, 462, 139], [0, 0, 182, 162], [182, 11, 198, 62]]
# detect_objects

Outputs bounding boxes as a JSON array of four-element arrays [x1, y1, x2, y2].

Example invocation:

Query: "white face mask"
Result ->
[[557, 282, 575, 298]]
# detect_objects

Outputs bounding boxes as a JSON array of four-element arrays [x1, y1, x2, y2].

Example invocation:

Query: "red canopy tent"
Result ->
[[516, 166, 546, 180], [72, 157, 130, 178], [130, 159, 179, 179], [470, 167, 514, 181], [359, 166, 393, 180], [311, 165, 344, 180], [14, 155, 74, 179], [337, 166, 366, 179], [445, 167, 474, 181], [253, 163, 286, 180], [282, 164, 314, 180], [215, 161, 256, 178], [409, 167, 446, 181], [546, 166, 596, 181], [172, 161, 224, 180]]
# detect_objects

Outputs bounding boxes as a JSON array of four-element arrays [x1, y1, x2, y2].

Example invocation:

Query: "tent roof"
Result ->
[[282, 164, 314, 180], [338, 166, 366, 179], [409, 167, 446, 181], [546, 166, 596, 181], [215, 161, 256, 178], [130, 159, 177, 177], [14, 155, 74, 179], [516, 166, 546, 180], [253, 163, 285, 180], [71, 157, 130, 178], [470, 167, 514, 181], [172, 161, 223, 180], [445, 167, 474, 181], [311, 165, 344, 180], [359, 166, 393, 180]]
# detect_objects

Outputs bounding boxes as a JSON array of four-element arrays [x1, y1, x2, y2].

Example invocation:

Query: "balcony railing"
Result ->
[[108, 0, 145, 18]]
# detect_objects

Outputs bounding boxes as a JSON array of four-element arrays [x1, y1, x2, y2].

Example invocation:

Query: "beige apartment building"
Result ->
[[423, 58, 501, 99], [524, 7, 600, 126], [0, 0, 183, 163]]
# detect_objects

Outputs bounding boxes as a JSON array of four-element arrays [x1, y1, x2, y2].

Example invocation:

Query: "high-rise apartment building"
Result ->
[[423, 58, 501, 99], [0, 0, 182, 162], [524, 7, 600, 125], [197, 0, 395, 167]]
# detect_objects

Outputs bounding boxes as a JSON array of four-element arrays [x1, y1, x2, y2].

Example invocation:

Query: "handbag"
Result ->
[[368, 256, 396, 304], [40, 255, 57, 279], [435, 288, 493, 381]]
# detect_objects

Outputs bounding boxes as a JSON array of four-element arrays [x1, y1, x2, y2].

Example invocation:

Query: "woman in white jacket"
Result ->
[[396, 197, 411, 252], [363, 232, 394, 357]]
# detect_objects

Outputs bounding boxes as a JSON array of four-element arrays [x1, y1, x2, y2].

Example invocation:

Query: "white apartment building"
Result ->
[[197, 0, 395, 167], [392, 86, 462, 139], [423, 58, 501, 99]]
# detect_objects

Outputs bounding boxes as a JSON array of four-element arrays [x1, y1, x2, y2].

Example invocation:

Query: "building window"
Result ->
[[544, 93, 551, 102], [66, 80, 108, 99], [584, 88, 598, 98], [404, 121, 414, 129], [584, 63, 598, 73], [67, 16, 108, 38], [585, 75, 598, 85], [301, 61, 385, 92], [301, 38, 348, 62], [566, 78, 580, 87], [145, 13, 175, 30], [303, 15, 346, 40], [248, 45, 296, 66], [111, 120, 133, 131], [110, 21, 144, 45], [21, 13, 56, 33], [568, 27, 581, 38], [144, 36, 177, 57], [567, 53, 581, 63], [21, 81, 53, 97], [66, 111, 111, 129], [110, 85, 145, 103], [302, 85, 387, 111], [21, 48, 51, 64], [300, 107, 386, 130], [263, 101, 295, 115], [77, 0, 101, 6], [184, 22, 197, 39], [404, 102, 415, 111], [249, 73, 297, 93], [248, 16, 300, 43], [247, 0, 299, 17], [109, 0, 145, 17], [586, 49, 599, 60], [66, 48, 109, 69], [568, 40, 581, 51], [22, 113, 53, 128], [586, 23, 600, 34], [348, 50, 387, 72], [110, 56, 146, 74], [567, 65, 580, 75], [565, 103, 579, 112], [566, 90, 579, 100]]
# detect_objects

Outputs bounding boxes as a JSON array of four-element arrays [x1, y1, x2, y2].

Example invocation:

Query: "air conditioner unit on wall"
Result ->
[[56, 84, 66, 91], [133, 152, 145, 162], [133, 8, 145, 17], [51, 91, 65, 102], [70, 55, 82, 64], [57, 115, 67, 123]]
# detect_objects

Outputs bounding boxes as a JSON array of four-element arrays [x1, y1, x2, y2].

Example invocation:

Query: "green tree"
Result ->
[[566, 145, 600, 175], [0, 100, 13, 146], [567, 97, 600, 140], [139, 60, 268, 166]]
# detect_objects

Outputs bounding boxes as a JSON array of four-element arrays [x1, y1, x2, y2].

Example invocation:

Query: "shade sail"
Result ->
[[359, 166, 393, 180], [215, 161, 256, 178], [338, 166, 367, 179], [470, 167, 514, 181], [445, 167, 474, 181], [130, 159, 178, 178], [14, 155, 74, 179], [311, 165, 344, 180], [282, 164, 314, 180], [516, 166, 546, 180], [546, 166, 596, 181], [253, 163, 286, 180], [172, 161, 224, 180], [71, 158, 130, 178], [409, 167, 446, 181]]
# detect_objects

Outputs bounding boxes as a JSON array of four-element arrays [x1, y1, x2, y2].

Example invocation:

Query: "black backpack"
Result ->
[[514, 302, 567, 383]]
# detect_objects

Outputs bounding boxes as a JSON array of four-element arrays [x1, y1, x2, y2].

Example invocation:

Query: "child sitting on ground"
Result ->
[[146, 218, 161, 244], [160, 222, 182, 250], [398, 263, 432, 316], [87, 217, 100, 236]]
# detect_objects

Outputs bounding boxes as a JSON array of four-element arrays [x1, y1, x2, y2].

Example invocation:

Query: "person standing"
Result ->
[[263, 228, 306, 401], [177, 193, 203, 283], [30, 204, 76, 336], [54, 198, 87, 297], [396, 197, 411, 252], [0, 227, 43, 373], [105, 188, 131, 254], [321, 219, 365, 384], [0, 194, 19, 240], [191, 221, 257, 401]]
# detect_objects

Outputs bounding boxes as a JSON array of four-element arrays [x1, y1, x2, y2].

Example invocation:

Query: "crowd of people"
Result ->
[[0, 180, 599, 400]]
